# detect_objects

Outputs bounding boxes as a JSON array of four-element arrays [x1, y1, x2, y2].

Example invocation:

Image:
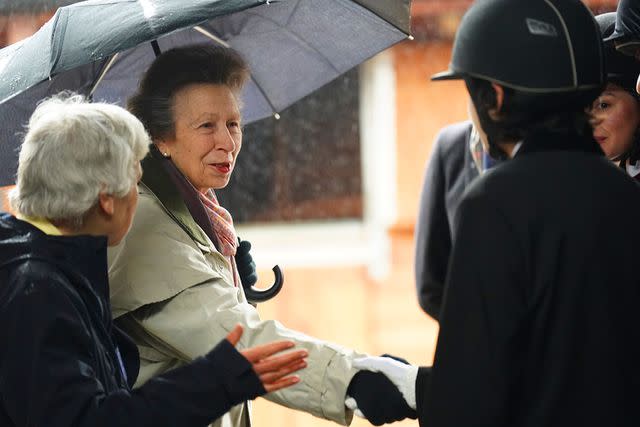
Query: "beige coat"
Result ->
[[108, 178, 362, 427]]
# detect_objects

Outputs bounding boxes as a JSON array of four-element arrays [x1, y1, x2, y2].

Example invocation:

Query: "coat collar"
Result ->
[[140, 146, 214, 249], [15, 214, 62, 236], [0, 213, 110, 307], [516, 129, 604, 158]]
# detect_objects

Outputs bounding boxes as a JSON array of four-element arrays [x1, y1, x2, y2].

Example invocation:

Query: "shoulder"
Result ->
[[434, 121, 472, 154], [457, 164, 516, 217], [8, 258, 66, 289], [108, 186, 222, 317], [1, 258, 78, 316], [133, 186, 176, 231], [123, 186, 198, 251]]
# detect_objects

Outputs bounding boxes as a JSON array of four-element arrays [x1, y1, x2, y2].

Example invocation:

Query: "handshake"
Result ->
[[345, 355, 422, 426], [236, 242, 424, 424]]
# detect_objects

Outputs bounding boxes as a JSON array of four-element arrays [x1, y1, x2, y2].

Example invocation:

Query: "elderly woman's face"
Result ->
[[158, 83, 242, 192], [590, 83, 640, 160]]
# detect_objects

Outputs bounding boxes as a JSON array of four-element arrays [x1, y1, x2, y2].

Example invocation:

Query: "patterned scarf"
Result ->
[[198, 189, 240, 287]]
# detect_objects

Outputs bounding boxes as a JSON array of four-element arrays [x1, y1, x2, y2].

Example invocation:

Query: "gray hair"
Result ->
[[10, 94, 150, 228]]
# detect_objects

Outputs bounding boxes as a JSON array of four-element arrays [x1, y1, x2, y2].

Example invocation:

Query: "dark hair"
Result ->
[[465, 77, 602, 158], [127, 44, 250, 141]]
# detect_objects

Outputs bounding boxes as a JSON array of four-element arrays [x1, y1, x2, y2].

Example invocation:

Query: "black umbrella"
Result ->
[[0, 0, 411, 184], [0, 0, 411, 302]]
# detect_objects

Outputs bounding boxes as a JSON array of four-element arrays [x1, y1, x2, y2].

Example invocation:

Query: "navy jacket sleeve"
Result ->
[[419, 191, 525, 427], [414, 135, 452, 320], [0, 274, 264, 427]]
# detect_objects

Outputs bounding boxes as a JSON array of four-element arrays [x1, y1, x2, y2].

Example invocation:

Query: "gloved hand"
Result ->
[[235, 239, 258, 288], [345, 354, 412, 417], [352, 355, 419, 410], [346, 357, 418, 425], [380, 353, 411, 365]]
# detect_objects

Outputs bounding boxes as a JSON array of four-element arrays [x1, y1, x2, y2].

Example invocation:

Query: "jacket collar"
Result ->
[[15, 214, 62, 236], [0, 213, 110, 307], [516, 129, 604, 158], [140, 146, 214, 248]]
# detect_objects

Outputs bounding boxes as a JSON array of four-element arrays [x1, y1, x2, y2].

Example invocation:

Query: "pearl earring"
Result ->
[[162, 152, 170, 158]]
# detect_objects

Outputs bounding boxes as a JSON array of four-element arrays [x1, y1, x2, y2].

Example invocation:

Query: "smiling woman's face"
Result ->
[[157, 83, 242, 192], [590, 83, 640, 160]]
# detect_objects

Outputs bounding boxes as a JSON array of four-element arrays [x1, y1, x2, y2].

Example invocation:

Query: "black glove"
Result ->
[[235, 239, 257, 288], [347, 369, 417, 425]]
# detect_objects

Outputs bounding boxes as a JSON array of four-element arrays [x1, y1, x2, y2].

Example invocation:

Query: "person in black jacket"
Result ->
[[414, 121, 478, 319], [419, 0, 640, 425], [414, 121, 503, 320], [0, 94, 308, 427], [361, 0, 640, 426]]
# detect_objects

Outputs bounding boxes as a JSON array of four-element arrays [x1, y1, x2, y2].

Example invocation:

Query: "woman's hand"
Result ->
[[226, 324, 307, 393]]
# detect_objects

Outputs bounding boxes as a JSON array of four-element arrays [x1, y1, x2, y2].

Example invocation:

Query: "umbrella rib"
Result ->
[[191, 26, 278, 116], [243, 10, 340, 74], [349, 0, 411, 36], [284, 0, 302, 27], [247, 72, 280, 118], [193, 26, 230, 48], [89, 53, 119, 97], [48, 9, 65, 76]]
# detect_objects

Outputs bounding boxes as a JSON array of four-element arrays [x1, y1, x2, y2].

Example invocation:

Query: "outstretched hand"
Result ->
[[226, 324, 307, 393], [346, 354, 419, 425], [352, 355, 419, 410]]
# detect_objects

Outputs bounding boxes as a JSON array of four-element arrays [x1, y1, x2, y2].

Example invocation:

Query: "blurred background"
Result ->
[[0, 0, 619, 426]]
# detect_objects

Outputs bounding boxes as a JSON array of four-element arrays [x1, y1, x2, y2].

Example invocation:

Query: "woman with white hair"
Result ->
[[0, 94, 307, 427]]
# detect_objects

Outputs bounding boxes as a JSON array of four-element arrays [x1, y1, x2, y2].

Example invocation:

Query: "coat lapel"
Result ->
[[140, 149, 212, 249]]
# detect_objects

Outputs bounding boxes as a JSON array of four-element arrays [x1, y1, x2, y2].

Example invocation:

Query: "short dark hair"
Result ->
[[465, 77, 601, 155], [127, 44, 250, 141]]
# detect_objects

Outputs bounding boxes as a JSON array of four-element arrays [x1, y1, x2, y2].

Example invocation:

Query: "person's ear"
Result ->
[[155, 140, 171, 158], [488, 83, 505, 120], [98, 192, 115, 217]]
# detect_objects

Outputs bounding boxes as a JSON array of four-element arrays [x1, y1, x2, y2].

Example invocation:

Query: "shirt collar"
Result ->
[[510, 141, 524, 158], [627, 160, 640, 178], [15, 213, 62, 236]]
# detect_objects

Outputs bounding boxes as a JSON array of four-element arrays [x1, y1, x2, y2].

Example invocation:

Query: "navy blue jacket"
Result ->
[[0, 214, 264, 427], [414, 121, 478, 319]]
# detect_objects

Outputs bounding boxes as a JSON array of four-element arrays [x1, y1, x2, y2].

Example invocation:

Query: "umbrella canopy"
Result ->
[[0, 0, 82, 14], [0, 0, 411, 185]]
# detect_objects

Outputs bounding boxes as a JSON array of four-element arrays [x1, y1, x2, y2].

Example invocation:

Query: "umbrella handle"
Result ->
[[243, 265, 284, 303]]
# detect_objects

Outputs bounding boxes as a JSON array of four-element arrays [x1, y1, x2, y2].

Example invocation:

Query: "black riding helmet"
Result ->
[[432, 0, 605, 159], [598, 13, 640, 91], [604, 0, 640, 56], [597, 12, 640, 166]]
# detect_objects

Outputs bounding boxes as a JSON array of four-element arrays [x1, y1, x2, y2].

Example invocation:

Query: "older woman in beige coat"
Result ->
[[107, 45, 418, 427]]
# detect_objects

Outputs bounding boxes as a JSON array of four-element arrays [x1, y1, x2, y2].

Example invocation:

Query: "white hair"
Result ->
[[10, 94, 150, 228]]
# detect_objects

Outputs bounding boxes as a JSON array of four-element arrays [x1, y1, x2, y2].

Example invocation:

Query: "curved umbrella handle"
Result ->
[[243, 265, 284, 303]]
